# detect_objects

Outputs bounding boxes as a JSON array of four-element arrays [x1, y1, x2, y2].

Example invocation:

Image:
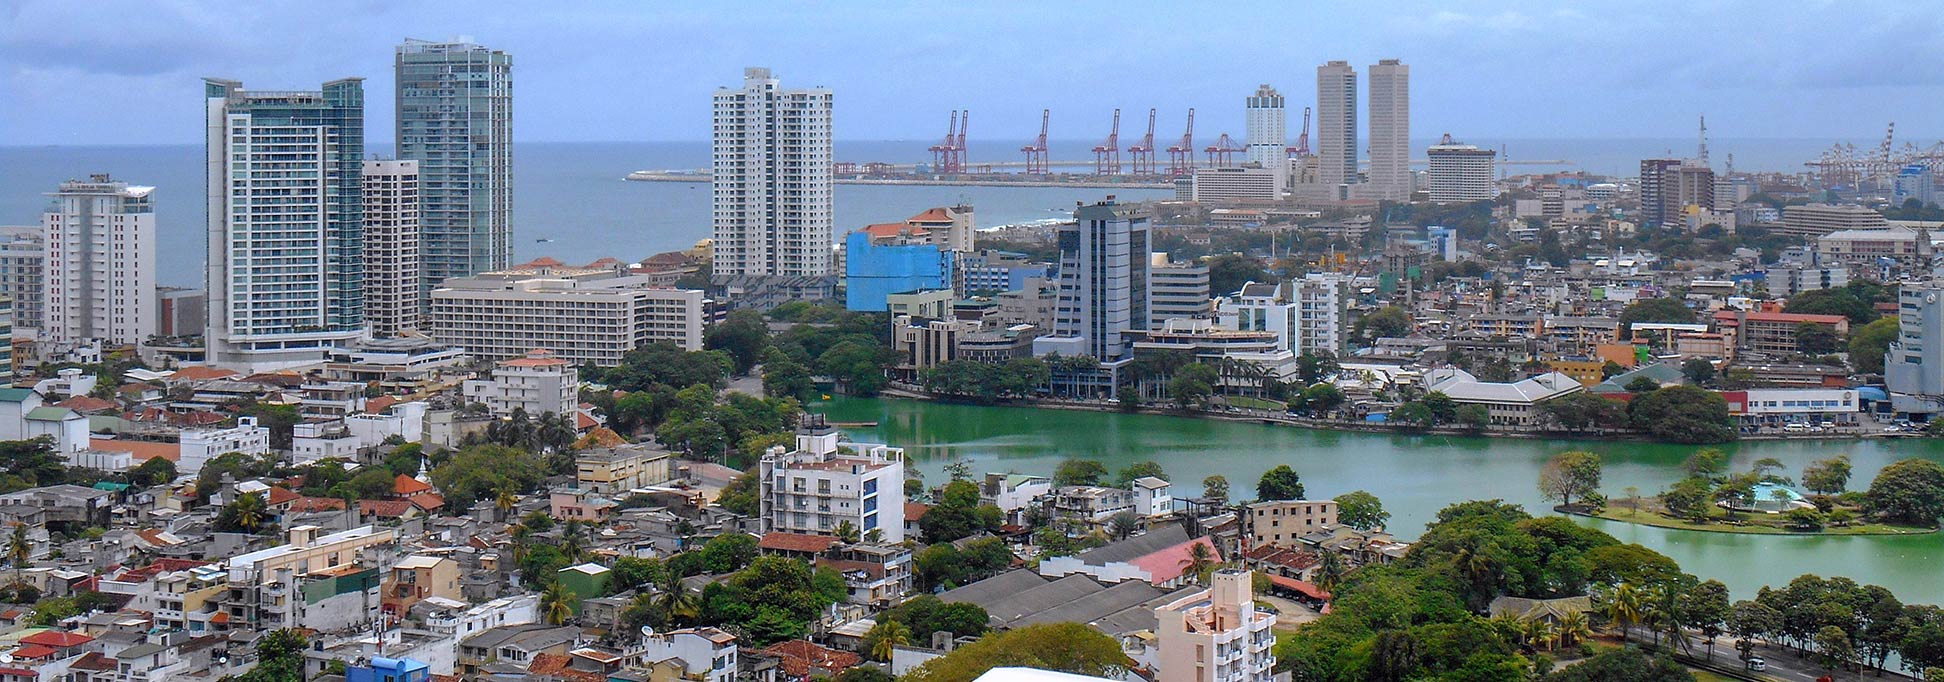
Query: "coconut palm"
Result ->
[[1183, 541, 1217, 585], [6, 524, 28, 585], [1603, 583, 1642, 641], [226, 491, 269, 533], [539, 582, 576, 625], [654, 572, 698, 626], [1557, 610, 1593, 649], [866, 618, 912, 662], [1315, 552, 1346, 592], [494, 487, 517, 520]]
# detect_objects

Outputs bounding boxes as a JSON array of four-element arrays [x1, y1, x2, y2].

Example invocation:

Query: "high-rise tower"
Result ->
[[1244, 84, 1286, 170], [1316, 61, 1359, 192], [395, 38, 513, 294], [204, 78, 367, 371], [43, 175, 157, 346], [712, 67, 834, 277], [363, 159, 422, 337], [1367, 59, 1410, 201]]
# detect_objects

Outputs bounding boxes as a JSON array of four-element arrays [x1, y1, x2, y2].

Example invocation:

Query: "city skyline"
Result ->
[[6, 1, 1944, 147]]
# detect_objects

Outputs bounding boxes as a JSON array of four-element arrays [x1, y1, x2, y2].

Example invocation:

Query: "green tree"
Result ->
[[1628, 385, 1735, 444], [1358, 306, 1414, 342], [429, 443, 549, 503], [234, 629, 309, 682], [1796, 322, 1841, 355], [1849, 316, 1900, 374], [1390, 401, 1435, 429], [1864, 458, 1944, 526], [1538, 451, 1603, 508], [540, 581, 577, 625], [128, 456, 178, 488], [904, 622, 1129, 682], [1540, 647, 1693, 682], [1785, 287, 1879, 325], [1617, 297, 1697, 331], [214, 491, 270, 534], [1115, 461, 1168, 487], [1301, 383, 1346, 415], [920, 480, 1002, 543], [761, 348, 816, 402], [1054, 459, 1109, 487], [716, 468, 760, 516], [1538, 392, 1628, 431], [1206, 253, 1269, 296], [6, 524, 27, 585], [1659, 477, 1714, 521], [819, 340, 890, 396], [1455, 404, 1490, 431], [1168, 362, 1219, 409], [1334, 490, 1390, 530], [864, 618, 912, 662], [1802, 455, 1854, 495], [1201, 475, 1230, 505], [705, 309, 771, 375], [1681, 357, 1717, 386], [1257, 464, 1305, 501], [1814, 624, 1856, 677]]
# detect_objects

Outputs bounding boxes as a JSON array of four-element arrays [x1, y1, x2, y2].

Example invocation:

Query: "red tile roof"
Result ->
[[68, 652, 116, 671], [862, 222, 913, 239], [10, 644, 57, 660], [908, 207, 953, 223], [21, 630, 94, 648], [55, 396, 118, 413], [761, 640, 861, 677], [526, 653, 607, 682], [758, 532, 839, 554], [1130, 535, 1222, 586], [1267, 574, 1332, 601], [360, 499, 415, 518], [288, 496, 348, 513], [364, 396, 399, 414], [168, 366, 238, 382], [408, 492, 445, 511], [393, 474, 434, 496], [266, 486, 300, 507], [904, 502, 931, 522], [90, 438, 180, 462]]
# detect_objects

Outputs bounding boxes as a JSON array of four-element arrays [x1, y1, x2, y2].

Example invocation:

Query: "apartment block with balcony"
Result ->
[[1156, 569, 1276, 682], [463, 349, 578, 419], [1246, 500, 1340, 547], [758, 415, 907, 543]]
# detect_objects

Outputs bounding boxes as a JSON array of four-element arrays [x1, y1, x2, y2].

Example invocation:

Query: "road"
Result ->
[[1622, 628, 1912, 682]]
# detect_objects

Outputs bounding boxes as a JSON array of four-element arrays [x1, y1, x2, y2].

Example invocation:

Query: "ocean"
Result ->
[[0, 137, 1849, 287]]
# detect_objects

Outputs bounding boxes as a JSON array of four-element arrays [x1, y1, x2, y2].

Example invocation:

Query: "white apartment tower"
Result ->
[[758, 415, 907, 543], [1425, 135, 1498, 203], [1315, 61, 1359, 191], [1156, 569, 1276, 682], [363, 160, 421, 337], [1216, 273, 1350, 355], [43, 175, 158, 346], [204, 78, 367, 372], [1366, 59, 1410, 201], [712, 67, 834, 277], [0, 227, 43, 333], [1888, 283, 1944, 416], [1244, 85, 1286, 170]]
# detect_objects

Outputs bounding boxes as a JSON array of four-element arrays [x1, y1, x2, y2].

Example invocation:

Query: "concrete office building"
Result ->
[[395, 38, 514, 290], [1896, 164, 1937, 208], [1033, 199, 1150, 363], [204, 78, 367, 372], [1215, 273, 1351, 355], [1156, 569, 1276, 682], [1779, 203, 1890, 238], [1191, 166, 1284, 201], [363, 160, 422, 337], [0, 227, 44, 333], [1638, 159, 1681, 227], [1244, 84, 1286, 170], [1425, 135, 1497, 203], [713, 67, 834, 277], [42, 175, 157, 347], [1315, 61, 1358, 192], [1888, 282, 1944, 415], [1673, 164, 1716, 225], [759, 415, 907, 543], [1149, 256, 1211, 329], [843, 230, 955, 313], [1365, 59, 1410, 201], [430, 262, 707, 366]]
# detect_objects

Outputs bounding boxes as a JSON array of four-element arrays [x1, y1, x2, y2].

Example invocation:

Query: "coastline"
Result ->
[[873, 386, 1907, 444]]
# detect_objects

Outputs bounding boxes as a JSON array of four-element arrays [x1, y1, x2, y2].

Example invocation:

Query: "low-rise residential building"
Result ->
[[1711, 310, 1850, 356], [457, 624, 584, 678], [381, 555, 462, 619], [981, 472, 1053, 525], [576, 444, 674, 494], [758, 415, 907, 543], [815, 543, 914, 608], [637, 627, 739, 682], [1038, 525, 1221, 588], [1045, 485, 1135, 527], [1246, 500, 1340, 547], [1156, 568, 1276, 682], [464, 349, 579, 418]]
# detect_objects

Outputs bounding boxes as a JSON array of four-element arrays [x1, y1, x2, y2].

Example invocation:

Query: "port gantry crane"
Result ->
[[1204, 132, 1243, 168], [1127, 108, 1158, 176], [1020, 109, 1050, 175], [1166, 108, 1196, 176], [1804, 120, 1944, 190], [1286, 106, 1312, 158], [1093, 108, 1122, 175], [928, 110, 967, 174]]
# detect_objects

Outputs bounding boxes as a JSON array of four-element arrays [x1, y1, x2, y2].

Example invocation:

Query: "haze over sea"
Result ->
[[0, 137, 1848, 287]]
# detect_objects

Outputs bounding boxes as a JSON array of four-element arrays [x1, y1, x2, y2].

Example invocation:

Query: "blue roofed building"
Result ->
[[844, 230, 956, 312], [345, 656, 430, 682]]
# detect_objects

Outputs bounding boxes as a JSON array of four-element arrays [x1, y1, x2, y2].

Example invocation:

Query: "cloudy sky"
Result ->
[[3, 0, 1940, 146]]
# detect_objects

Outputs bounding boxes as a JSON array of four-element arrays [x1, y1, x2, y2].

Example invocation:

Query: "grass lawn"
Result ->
[[1688, 670, 1736, 682], [1228, 396, 1286, 411], [1589, 498, 1934, 536]]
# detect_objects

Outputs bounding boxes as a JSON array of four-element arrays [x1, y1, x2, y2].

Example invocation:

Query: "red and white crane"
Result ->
[[1286, 106, 1312, 158], [1166, 108, 1196, 176], [1093, 109, 1121, 175], [1020, 109, 1049, 175], [928, 110, 966, 174], [1127, 108, 1158, 176], [1204, 132, 1243, 168]]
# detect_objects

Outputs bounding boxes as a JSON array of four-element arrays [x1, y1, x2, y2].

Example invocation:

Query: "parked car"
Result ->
[[1746, 657, 1767, 672]]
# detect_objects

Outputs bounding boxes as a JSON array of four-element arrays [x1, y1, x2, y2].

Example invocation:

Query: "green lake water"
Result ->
[[815, 397, 1944, 604]]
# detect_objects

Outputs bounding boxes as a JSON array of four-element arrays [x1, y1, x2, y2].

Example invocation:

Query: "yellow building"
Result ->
[[382, 555, 462, 617], [575, 444, 673, 494]]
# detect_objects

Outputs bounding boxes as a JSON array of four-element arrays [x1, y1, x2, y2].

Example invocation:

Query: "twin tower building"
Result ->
[[201, 38, 512, 371]]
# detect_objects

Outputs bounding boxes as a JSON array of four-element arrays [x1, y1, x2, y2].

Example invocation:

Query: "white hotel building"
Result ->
[[42, 175, 158, 347], [430, 262, 706, 366]]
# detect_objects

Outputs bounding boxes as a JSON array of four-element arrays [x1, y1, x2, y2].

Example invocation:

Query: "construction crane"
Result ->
[[1166, 108, 1196, 176], [1286, 106, 1312, 158], [1127, 108, 1158, 176], [928, 110, 965, 174], [1093, 109, 1122, 175], [956, 110, 969, 172], [1020, 109, 1049, 175], [1204, 132, 1243, 168]]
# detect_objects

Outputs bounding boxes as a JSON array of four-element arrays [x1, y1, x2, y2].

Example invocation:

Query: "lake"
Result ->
[[815, 396, 1944, 604]]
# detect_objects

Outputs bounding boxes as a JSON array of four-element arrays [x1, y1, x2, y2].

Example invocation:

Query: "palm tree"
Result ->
[[539, 582, 576, 625], [866, 619, 912, 662], [1603, 583, 1642, 642], [654, 572, 697, 626], [228, 491, 268, 533], [1557, 610, 1593, 650], [508, 522, 532, 564], [1315, 552, 1345, 592], [1183, 541, 1217, 585], [1520, 617, 1550, 652], [6, 524, 28, 585], [494, 487, 517, 521]]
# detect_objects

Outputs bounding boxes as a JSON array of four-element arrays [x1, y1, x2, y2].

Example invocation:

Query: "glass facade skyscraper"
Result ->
[[395, 38, 513, 299], [204, 77, 367, 371]]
